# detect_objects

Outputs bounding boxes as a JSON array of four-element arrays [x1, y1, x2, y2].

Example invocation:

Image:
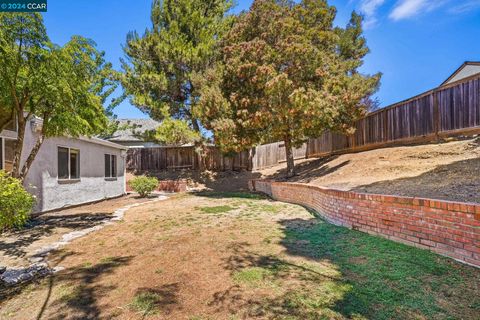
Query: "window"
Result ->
[[58, 147, 80, 180], [105, 154, 117, 178], [0, 138, 15, 172]]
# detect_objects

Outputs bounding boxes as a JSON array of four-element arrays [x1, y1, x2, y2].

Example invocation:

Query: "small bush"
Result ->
[[129, 176, 159, 197], [0, 170, 35, 231]]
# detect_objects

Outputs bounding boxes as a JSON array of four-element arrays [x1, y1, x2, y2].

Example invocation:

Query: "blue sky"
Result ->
[[43, 0, 480, 119]]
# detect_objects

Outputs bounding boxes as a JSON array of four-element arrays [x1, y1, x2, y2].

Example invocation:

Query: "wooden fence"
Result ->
[[304, 73, 480, 158], [127, 74, 480, 172], [127, 146, 251, 172]]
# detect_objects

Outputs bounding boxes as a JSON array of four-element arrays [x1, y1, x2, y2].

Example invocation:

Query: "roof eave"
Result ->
[[440, 61, 480, 86]]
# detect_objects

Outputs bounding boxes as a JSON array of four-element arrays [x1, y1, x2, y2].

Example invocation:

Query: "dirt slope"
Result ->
[[130, 137, 479, 203], [261, 137, 480, 203]]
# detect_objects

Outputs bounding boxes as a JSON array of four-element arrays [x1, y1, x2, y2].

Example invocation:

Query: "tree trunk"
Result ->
[[19, 134, 45, 181], [284, 136, 295, 178], [11, 111, 26, 179], [191, 118, 201, 132]]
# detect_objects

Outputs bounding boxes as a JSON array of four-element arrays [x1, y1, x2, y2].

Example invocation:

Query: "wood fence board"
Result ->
[[127, 75, 480, 172]]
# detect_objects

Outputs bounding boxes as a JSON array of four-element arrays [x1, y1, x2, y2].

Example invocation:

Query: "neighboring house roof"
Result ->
[[78, 136, 127, 150], [440, 61, 480, 86], [27, 116, 127, 150], [108, 119, 161, 142]]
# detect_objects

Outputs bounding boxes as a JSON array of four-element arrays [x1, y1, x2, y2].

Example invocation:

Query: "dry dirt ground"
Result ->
[[152, 137, 480, 203], [0, 195, 152, 268], [1, 192, 479, 320]]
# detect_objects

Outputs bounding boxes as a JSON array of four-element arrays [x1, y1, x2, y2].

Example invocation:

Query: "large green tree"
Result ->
[[196, 0, 381, 177], [0, 13, 117, 180], [121, 0, 233, 133]]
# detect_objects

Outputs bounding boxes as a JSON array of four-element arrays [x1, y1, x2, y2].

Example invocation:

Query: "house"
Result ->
[[440, 61, 480, 86], [0, 117, 127, 213], [106, 118, 162, 148]]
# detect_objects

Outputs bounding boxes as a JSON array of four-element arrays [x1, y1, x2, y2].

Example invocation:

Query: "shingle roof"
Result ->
[[107, 118, 161, 142]]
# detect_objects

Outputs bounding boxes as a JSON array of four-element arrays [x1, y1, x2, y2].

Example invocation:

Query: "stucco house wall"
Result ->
[[19, 120, 126, 213]]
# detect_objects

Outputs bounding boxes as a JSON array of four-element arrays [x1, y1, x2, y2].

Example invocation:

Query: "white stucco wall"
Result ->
[[21, 123, 126, 213]]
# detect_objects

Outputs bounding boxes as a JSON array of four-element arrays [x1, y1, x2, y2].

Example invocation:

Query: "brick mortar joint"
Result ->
[[251, 179, 480, 217]]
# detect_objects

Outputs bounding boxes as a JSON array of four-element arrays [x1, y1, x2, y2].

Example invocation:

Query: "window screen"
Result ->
[[105, 154, 111, 177], [70, 149, 80, 179], [58, 147, 69, 179], [111, 155, 117, 177], [105, 154, 117, 178]]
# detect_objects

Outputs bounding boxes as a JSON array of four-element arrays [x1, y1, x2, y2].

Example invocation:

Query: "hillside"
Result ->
[[134, 137, 480, 203], [261, 137, 480, 204]]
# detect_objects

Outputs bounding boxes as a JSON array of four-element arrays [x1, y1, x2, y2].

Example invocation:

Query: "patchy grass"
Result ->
[[198, 205, 236, 214], [130, 291, 162, 316], [99, 256, 123, 266], [58, 285, 83, 304], [1, 192, 478, 320], [232, 267, 273, 287], [280, 216, 480, 319]]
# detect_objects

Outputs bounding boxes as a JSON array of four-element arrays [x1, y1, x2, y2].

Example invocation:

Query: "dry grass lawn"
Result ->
[[1, 192, 479, 319]]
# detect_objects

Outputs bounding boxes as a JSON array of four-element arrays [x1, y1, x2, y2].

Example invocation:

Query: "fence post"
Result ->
[[383, 110, 389, 143], [433, 89, 440, 141]]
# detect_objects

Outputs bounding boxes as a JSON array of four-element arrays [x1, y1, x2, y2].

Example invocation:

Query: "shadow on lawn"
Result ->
[[277, 217, 480, 319], [211, 214, 479, 319], [132, 283, 181, 316], [210, 242, 343, 318], [0, 212, 113, 261], [35, 255, 134, 320]]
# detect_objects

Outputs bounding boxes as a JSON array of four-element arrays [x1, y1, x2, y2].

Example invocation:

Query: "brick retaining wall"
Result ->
[[249, 179, 480, 268]]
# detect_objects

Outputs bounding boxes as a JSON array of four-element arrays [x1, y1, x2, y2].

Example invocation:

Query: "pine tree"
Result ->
[[121, 0, 234, 133], [195, 0, 381, 177]]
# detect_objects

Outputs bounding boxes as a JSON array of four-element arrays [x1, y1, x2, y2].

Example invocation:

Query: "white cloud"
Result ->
[[449, 0, 480, 13], [355, 0, 480, 27], [358, 0, 386, 28], [389, 0, 444, 20]]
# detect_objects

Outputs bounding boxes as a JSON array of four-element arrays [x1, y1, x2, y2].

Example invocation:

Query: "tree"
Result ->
[[196, 0, 381, 177], [121, 0, 234, 132], [0, 13, 117, 180], [0, 13, 47, 133], [154, 117, 200, 146], [135, 109, 201, 146]]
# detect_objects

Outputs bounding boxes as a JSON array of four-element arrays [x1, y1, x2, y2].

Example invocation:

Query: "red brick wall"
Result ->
[[250, 179, 480, 268]]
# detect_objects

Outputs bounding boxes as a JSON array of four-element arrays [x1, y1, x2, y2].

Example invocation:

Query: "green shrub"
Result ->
[[129, 176, 159, 197], [0, 170, 35, 231]]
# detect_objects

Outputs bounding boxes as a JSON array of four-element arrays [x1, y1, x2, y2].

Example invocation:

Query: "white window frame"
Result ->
[[104, 153, 117, 180], [57, 146, 80, 181]]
